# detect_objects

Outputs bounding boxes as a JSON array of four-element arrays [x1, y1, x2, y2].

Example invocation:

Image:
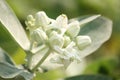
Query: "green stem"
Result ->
[[31, 49, 51, 72], [25, 41, 34, 69], [25, 51, 33, 70]]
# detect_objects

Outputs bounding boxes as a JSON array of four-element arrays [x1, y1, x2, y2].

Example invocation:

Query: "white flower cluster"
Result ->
[[25, 11, 91, 68]]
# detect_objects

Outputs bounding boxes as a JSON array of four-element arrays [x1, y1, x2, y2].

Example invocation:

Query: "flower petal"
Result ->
[[66, 21, 80, 38], [49, 31, 64, 48], [35, 11, 50, 29], [76, 36, 92, 50], [56, 14, 68, 28], [63, 35, 71, 48], [31, 28, 48, 45], [25, 15, 36, 31], [50, 55, 71, 68]]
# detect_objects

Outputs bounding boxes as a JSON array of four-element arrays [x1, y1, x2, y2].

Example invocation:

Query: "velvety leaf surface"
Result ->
[[0, 62, 23, 78], [19, 71, 33, 80], [66, 16, 112, 76], [0, 0, 30, 50], [0, 62, 33, 80], [78, 16, 112, 58], [0, 22, 26, 64], [70, 15, 100, 25], [0, 47, 15, 65]]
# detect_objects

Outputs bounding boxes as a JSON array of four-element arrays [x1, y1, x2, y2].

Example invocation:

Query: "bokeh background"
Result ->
[[1, 0, 120, 80]]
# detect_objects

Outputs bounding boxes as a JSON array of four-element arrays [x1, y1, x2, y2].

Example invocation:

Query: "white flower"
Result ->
[[49, 31, 64, 48], [25, 11, 92, 68], [76, 36, 91, 50], [25, 15, 36, 31], [35, 11, 50, 30], [65, 21, 80, 38], [30, 28, 48, 48], [56, 14, 68, 28]]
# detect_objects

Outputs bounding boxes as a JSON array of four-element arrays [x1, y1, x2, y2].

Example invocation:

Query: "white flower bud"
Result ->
[[49, 31, 64, 48], [25, 15, 36, 30], [62, 48, 81, 63], [27, 15, 35, 21], [50, 56, 71, 68], [35, 11, 50, 28], [25, 11, 95, 70], [50, 56, 63, 64], [66, 21, 80, 38], [76, 36, 91, 50], [31, 28, 48, 45], [63, 35, 71, 48], [46, 25, 61, 35], [48, 31, 58, 37], [56, 14, 68, 28]]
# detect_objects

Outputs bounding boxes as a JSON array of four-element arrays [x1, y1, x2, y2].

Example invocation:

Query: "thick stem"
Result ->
[[25, 51, 33, 70], [31, 49, 51, 72], [25, 41, 34, 70]]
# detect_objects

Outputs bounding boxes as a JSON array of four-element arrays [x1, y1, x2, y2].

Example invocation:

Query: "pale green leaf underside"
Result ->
[[20, 71, 33, 80], [0, 62, 23, 78], [70, 15, 101, 25], [0, 0, 30, 50], [0, 47, 15, 65], [0, 48, 33, 80], [78, 16, 112, 58], [0, 62, 33, 80]]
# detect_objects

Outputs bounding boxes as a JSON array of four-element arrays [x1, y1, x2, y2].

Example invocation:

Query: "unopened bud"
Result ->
[[63, 35, 71, 48], [25, 15, 36, 30], [66, 21, 80, 38], [35, 11, 50, 28], [56, 14, 68, 28], [49, 32, 64, 48], [76, 36, 91, 50], [31, 28, 48, 45]]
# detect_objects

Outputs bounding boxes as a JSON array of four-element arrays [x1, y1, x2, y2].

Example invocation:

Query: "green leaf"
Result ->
[[78, 16, 112, 58], [0, 0, 30, 50], [0, 62, 23, 78], [70, 15, 101, 25], [0, 22, 26, 64], [0, 62, 33, 80], [20, 71, 33, 80], [0, 47, 15, 65], [65, 16, 112, 76], [65, 75, 113, 80]]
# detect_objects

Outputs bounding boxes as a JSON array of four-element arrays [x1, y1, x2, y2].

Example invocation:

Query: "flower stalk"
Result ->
[[31, 49, 51, 72]]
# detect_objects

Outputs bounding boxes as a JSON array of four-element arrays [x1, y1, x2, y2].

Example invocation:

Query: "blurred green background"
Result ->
[[2, 0, 120, 80]]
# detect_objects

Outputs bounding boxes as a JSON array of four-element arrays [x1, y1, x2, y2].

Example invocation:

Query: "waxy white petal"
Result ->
[[66, 21, 80, 38], [56, 14, 68, 28], [76, 36, 91, 50], [49, 31, 64, 48], [25, 15, 36, 31], [63, 35, 71, 48], [31, 28, 48, 45], [35, 11, 50, 29]]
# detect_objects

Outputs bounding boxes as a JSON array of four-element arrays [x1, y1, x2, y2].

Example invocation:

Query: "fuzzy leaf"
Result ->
[[66, 16, 112, 76], [78, 16, 112, 58], [70, 15, 101, 25], [0, 0, 30, 50], [0, 62, 33, 80], [0, 62, 23, 78], [0, 47, 15, 65]]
